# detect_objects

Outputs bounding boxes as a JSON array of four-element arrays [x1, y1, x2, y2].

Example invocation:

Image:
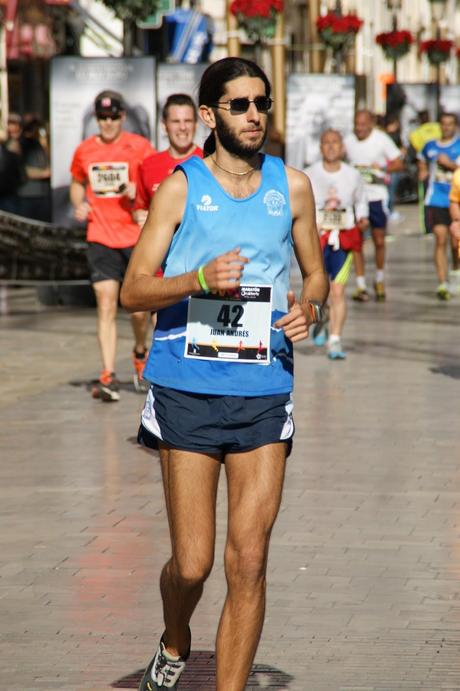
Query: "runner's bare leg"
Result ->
[[159, 446, 222, 657], [216, 442, 287, 691], [92, 279, 119, 372]]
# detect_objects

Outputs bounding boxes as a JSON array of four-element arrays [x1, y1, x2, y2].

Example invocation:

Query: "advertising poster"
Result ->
[[387, 83, 460, 146], [286, 74, 355, 171], [387, 83, 437, 144], [156, 63, 207, 150], [50, 56, 156, 225]]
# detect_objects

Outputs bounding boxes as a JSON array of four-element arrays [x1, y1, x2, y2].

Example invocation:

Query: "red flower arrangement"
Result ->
[[376, 30, 414, 60], [420, 39, 453, 65], [230, 0, 283, 40], [316, 12, 363, 50]]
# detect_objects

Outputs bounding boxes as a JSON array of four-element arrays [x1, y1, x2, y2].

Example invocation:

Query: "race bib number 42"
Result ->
[[185, 285, 272, 364]]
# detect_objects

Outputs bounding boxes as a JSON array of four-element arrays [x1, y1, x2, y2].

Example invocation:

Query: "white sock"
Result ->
[[328, 334, 341, 346], [356, 276, 367, 290], [438, 282, 448, 290], [376, 270, 385, 283]]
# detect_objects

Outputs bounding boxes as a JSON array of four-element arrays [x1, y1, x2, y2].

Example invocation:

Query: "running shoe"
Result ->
[[327, 340, 347, 360], [138, 632, 190, 690], [91, 371, 120, 402], [374, 282, 386, 302], [312, 321, 328, 347], [436, 285, 451, 301], [352, 288, 369, 302], [133, 349, 149, 393]]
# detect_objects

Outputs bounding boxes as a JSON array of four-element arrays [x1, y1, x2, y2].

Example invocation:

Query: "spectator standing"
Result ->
[[0, 114, 23, 215], [17, 117, 51, 222]]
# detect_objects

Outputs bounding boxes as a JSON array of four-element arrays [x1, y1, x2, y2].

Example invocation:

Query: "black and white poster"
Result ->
[[286, 74, 356, 171], [50, 56, 156, 225], [156, 63, 207, 150]]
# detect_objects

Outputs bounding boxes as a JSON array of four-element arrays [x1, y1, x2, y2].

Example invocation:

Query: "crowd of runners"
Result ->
[[64, 57, 460, 691]]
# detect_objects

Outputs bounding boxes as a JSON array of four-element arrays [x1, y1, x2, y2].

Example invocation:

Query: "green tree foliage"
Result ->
[[99, 0, 161, 22]]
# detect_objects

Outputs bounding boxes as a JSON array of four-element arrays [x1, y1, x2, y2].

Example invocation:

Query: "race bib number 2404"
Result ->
[[185, 285, 272, 364]]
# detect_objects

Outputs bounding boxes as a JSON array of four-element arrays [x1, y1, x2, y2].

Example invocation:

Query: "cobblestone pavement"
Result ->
[[1, 206, 460, 691]]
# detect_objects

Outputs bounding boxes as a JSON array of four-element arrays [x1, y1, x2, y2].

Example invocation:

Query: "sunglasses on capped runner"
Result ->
[[212, 96, 273, 115], [96, 113, 122, 121]]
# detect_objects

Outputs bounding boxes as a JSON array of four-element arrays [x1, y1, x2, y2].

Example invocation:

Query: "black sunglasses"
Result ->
[[97, 113, 122, 121], [212, 96, 273, 115]]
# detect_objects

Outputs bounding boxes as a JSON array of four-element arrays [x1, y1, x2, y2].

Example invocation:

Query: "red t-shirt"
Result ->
[[135, 146, 203, 209], [70, 131, 156, 248]]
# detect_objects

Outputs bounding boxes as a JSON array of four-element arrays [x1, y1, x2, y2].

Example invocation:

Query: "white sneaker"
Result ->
[[327, 340, 347, 360], [138, 634, 189, 690]]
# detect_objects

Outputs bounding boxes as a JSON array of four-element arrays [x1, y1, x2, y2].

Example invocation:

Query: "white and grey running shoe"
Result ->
[[138, 633, 189, 690]]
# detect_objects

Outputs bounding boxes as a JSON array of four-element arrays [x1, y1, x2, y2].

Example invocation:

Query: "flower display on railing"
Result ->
[[230, 0, 284, 41], [376, 30, 414, 60], [420, 39, 453, 65], [316, 12, 363, 51]]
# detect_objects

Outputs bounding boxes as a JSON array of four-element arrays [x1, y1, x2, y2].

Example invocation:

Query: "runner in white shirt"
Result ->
[[344, 110, 404, 302], [306, 129, 368, 359]]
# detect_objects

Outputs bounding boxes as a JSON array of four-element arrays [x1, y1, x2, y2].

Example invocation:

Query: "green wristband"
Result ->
[[197, 265, 210, 293]]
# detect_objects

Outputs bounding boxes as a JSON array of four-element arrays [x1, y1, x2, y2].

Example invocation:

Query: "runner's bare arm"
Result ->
[[121, 171, 248, 313], [274, 167, 329, 343], [449, 201, 460, 240], [69, 179, 90, 221]]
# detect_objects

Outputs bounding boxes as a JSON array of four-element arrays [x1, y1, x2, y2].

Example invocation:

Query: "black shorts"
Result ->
[[425, 206, 451, 230], [87, 242, 133, 283], [369, 200, 388, 230], [138, 384, 294, 459]]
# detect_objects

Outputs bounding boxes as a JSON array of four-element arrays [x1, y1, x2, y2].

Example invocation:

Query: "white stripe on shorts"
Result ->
[[141, 387, 163, 440]]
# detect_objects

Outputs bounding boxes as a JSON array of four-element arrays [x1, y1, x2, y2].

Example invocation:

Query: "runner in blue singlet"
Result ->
[[121, 58, 329, 691]]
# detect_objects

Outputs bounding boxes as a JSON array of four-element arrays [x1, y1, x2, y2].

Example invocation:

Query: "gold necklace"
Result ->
[[211, 156, 256, 176]]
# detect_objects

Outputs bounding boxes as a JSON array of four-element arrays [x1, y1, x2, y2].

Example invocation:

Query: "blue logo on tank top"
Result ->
[[263, 189, 286, 216]]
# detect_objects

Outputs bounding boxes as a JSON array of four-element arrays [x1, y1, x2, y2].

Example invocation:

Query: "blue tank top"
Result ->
[[143, 154, 294, 396], [422, 137, 460, 208]]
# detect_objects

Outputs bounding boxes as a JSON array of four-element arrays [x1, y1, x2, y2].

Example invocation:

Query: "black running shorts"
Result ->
[[87, 242, 133, 283], [426, 205, 451, 230], [138, 384, 294, 459]]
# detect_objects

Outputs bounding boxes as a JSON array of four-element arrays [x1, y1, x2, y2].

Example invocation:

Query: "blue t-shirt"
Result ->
[[420, 137, 460, 208], [143, 154, 294, 396]]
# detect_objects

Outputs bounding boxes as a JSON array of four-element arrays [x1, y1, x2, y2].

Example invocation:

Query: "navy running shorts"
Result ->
[[87, 242, 133, 283], [138, 384, 294, 459], [323, 246, 353, 285], [369, 200, 388, 230]]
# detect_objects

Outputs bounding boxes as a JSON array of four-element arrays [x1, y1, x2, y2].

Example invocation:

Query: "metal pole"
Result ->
[[436, 24, 441, 120], [271, 10, 285, 142], [392, 13, 398, 82], [0, 25, 8, 133], [226, 0, 240, 57], [307, 0, 322, 73]]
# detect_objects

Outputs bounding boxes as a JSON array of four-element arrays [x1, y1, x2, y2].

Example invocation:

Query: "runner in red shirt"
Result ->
[[134, 93, 203, 230], [70, 90, 156, 401]]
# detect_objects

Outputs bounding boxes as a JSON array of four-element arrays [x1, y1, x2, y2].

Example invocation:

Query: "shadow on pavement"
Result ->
[[430, 365, 460, 380], [111, 651, 294, 689]]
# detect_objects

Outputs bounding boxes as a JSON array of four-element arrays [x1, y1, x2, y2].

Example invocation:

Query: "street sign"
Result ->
[[137, 0, 175, 30]]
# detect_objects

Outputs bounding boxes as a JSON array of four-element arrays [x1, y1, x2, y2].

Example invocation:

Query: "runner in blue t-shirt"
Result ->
[[121, 58, 328, 691], [418, 112, 460, 300]]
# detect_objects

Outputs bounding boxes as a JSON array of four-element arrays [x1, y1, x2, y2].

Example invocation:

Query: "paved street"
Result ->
[[1, 204, 460, 691]]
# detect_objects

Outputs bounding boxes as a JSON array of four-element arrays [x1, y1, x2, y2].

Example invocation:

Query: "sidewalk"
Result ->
[[1, 204, 459, 690]]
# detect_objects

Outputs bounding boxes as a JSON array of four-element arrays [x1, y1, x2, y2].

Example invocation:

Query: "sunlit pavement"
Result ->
[[1, 204, 459, 690]]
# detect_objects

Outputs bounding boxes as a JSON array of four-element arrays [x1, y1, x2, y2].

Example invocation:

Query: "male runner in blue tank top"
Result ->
[[121, 57, 328, 691]]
